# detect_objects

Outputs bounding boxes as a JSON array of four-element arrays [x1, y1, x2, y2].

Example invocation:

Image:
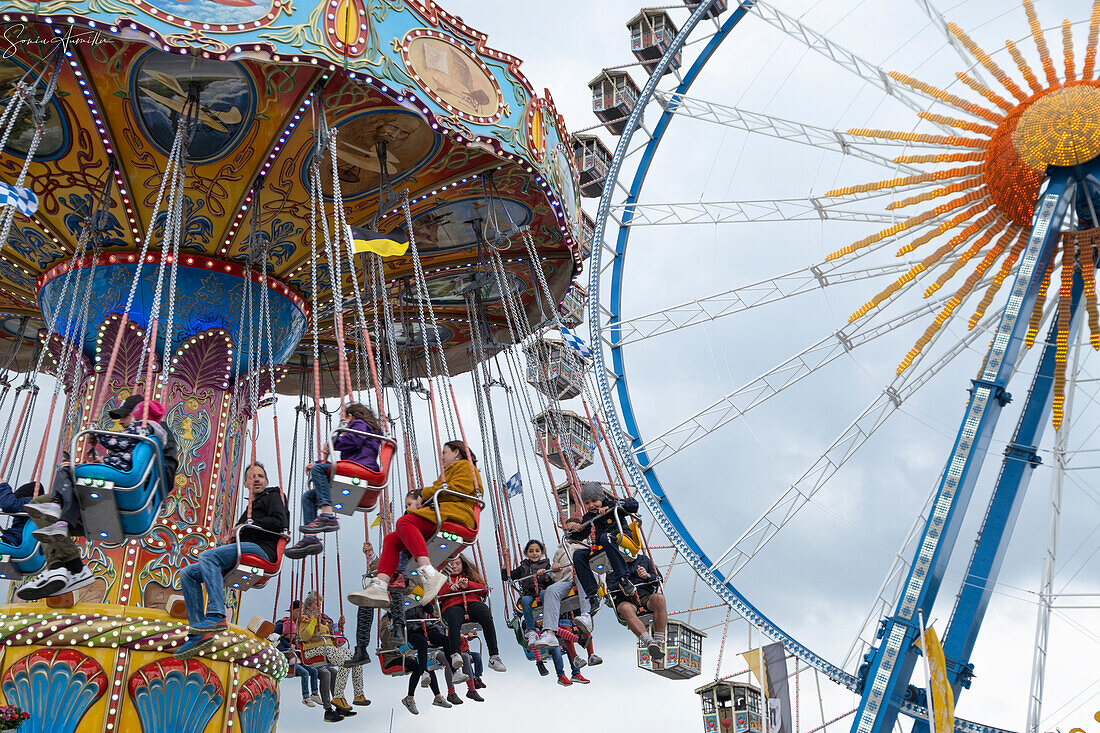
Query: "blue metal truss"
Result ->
[[851, 168, 1083, 733]]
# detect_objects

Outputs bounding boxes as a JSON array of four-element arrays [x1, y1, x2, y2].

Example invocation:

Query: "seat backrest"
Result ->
[[374, 440, 396, 482]]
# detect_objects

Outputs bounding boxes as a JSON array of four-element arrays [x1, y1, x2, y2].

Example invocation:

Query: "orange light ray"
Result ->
[[955, 72, 1015, 112], [924, 217, 1011, 297], [1024, 0, 1061, 88], [827, 165, 983, 198], [1083, 0, 1100, 78], [917, 111, 997, 136], [1052, 234, 1074, 429], [1006, 39, 1043, 94], [969, 230, 1031, 328], [846, 128, 988, 149], [826, 190, 986, 261], [1024, 264, 1053, 349], [896, 199, 993, 255], [888, 71, 1003, 123], [948, 22, 1029, 101], [1064, 19, 1077, 82], [852, 205, 991, 322], [886, 177, 986, 211], [894, 152, 986, 164], [1082, 231, 1100, 349]]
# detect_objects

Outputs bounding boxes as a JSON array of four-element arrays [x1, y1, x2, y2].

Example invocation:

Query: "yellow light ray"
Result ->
[[948, 22, 1029, 101], [888, 71, 1003, 123], [917, 112, 997, 136], [925, 217, 1011, 297], [894, 152, 986, 164], [827, 165, 983, 198], [826, 190, 986, 261], [886, 177, 986, 211], [1082, 231, 1100, 348], [969, 230, 1030, 328], [896, 199, 993, 255], [955, 72, 1015, 112], [1024, 264, 1053, 348], [1082, 0, 1100, 78], [1024, 0, 1061, 88], [853, 206, 992, 323], [846, 128, 988, 149], [1006, 39, 1042, 95], [1051, 235, 1074, 428], [1064, 19, 1077, 82]]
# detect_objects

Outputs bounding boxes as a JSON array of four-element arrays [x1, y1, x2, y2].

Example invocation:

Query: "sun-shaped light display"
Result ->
[[826, 0, 1100, 428]]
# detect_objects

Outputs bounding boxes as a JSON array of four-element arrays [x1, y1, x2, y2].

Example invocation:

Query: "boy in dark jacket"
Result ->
[[572, 484, 639, 608], [175, 462, 288, 659]]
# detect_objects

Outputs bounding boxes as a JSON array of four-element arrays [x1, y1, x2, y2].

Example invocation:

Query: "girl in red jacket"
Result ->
[[439, 555, 504, 673]]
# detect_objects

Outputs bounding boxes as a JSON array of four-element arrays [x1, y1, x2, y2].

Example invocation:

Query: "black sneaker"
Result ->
[[586, 595, 601, 615], [391, 623, 406, 647], [300, 514, 339, 534], [323, 709, 342, 723], [474, 678, 486, 689], [286, 535, 324, 559], [446, 692, 464, 705], [535, 660, 549, 677], [465, 690, 485, 702], [344, 647, 371, 667]]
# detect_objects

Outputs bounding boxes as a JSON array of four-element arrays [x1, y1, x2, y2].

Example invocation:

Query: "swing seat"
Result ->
[[559, 586, 582, 616], [404, 491, 484, 603], [72, 430, 166, 545], [328, 432, 397, 516], [0, 520, 45, 580], [587, 517, 642, 574], [222, 524, 289, 592]]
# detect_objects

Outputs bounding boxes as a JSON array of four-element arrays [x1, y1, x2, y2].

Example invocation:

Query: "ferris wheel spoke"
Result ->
[[609, 261, 918, 346], [708, 307, 1001, 580], [911, 0, 989, 84], [749, 1, 955, 131], [614, 198, 944, 226], [636, 278, 992, 468], [655, 91, 921, 174]]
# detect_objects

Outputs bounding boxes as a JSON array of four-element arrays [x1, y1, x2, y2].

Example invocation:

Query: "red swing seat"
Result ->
[[222, 525, 289, 592], [328, 432, 397, 515]]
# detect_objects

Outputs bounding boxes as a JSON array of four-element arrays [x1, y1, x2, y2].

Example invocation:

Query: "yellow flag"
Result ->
[[348, 224, 409, 258], [915, 626, 955, 733], [369, 513, 382, 529], [740, 647, 768, 693]]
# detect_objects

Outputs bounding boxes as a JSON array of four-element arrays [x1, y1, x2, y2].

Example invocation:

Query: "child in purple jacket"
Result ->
[[287, 403, 382, 557]]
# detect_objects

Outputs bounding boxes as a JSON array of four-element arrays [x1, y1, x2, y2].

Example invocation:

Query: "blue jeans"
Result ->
[[543, 645, 580, 677], [542, 579, 591, 630], [470, 651, 482, 678], [297, 664, 319, 696], [519, 591, 546, 633], [304, 463, 333, 523], [180, 541, 264, 624]]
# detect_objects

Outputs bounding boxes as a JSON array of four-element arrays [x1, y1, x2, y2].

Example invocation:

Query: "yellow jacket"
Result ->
[[410, 459, 483, 530], [298, 615, 333, 651]]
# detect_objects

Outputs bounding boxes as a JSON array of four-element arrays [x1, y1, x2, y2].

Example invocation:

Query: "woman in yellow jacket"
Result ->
[[299, 592, 367, 714], [350, 440, 482, 608]]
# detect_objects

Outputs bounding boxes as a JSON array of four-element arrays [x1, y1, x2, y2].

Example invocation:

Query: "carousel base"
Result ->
[[0, 602, 285, 733]]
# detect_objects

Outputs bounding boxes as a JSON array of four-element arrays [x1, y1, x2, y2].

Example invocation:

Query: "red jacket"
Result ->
[[439, 575, 488, 612]]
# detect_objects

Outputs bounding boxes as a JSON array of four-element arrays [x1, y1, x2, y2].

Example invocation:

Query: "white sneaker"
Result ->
[[348, 577, 391, 608], [32, 522, 69, 543], [309, 694, 323, 705], [524, 631, 538, 647], [452, 669, 469, 685], [57, 567, 94, 595], [534, 630, 557, 649], [487, 655, 506, 673], [415, 564, 447, 605], [573, 654, 588, 669], [303, 697, 316, 707], [575, 613, 593, 634], [16, 568, 66, 601], [432, 696, 452, 709], [588, 653, 603, 666], [450, 653, 464, 670], [24, 502, 61, 525], [420, 672, 431, 688]]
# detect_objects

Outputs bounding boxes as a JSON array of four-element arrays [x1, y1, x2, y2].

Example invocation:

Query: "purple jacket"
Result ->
[[333, 418, 382, 471]]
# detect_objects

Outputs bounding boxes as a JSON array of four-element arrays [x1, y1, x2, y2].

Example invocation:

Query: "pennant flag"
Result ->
[[347, 223, 410, 258], [916, 625, 955, 733], [559, 325, 592, 358], [0, 181, 38, 217], [505, 472, 523, 498], [370, 513, 383, 528], [740, 647, 767, 693]]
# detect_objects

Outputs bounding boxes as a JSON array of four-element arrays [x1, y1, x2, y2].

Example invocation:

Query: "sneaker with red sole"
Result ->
[[557, 675, 573, 687], [570, 673, 590, 684]]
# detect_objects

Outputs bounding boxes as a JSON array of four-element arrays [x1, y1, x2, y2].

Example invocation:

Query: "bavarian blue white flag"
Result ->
[[505, 472, 523, 498], [0, 181, 38, 217], [559, 325, 592, 358]]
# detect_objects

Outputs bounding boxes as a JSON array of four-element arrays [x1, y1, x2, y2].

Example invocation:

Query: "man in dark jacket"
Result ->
[[176, 462, 288, 659], [572, 484, 639, 606]]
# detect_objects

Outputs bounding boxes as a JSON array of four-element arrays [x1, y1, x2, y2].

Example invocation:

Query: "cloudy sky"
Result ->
[[256, 1, 1100, 732]]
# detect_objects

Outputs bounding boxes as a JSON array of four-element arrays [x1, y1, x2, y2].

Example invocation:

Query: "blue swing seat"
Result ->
[[0, 519, 45, 579], [72, 430, 166, 545]]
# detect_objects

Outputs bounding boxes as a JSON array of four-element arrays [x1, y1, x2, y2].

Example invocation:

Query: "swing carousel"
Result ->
[[0, 1, 584, 730]]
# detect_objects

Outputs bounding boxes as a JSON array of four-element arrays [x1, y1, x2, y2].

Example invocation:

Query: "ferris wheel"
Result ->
[[582, 1, 1100, 731]]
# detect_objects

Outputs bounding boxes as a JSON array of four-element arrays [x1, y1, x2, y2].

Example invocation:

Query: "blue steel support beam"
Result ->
[[909, 272, 1087, 733], [850, 169, 1077, 733]]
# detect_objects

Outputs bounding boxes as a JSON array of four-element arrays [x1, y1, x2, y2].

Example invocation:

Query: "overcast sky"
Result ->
[[257, 1, 1100, 732]]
